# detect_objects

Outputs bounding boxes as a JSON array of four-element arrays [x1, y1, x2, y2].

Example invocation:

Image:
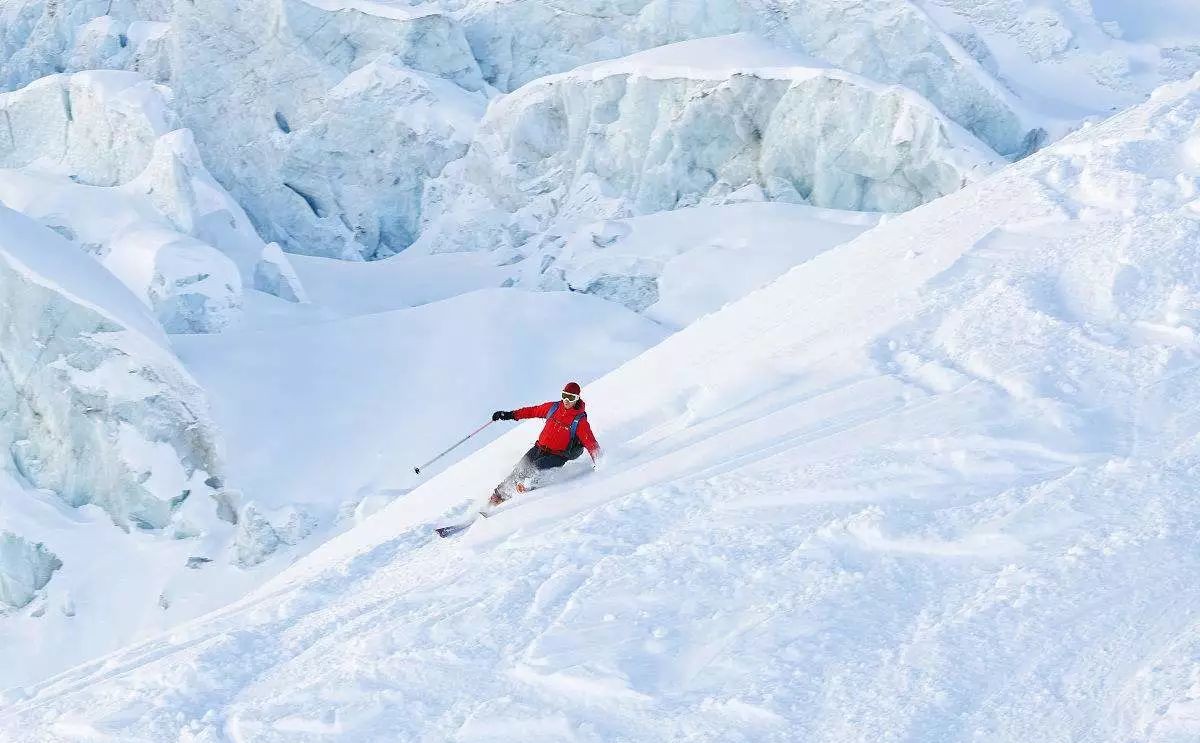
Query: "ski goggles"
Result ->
[[561, 392, 579, 404]]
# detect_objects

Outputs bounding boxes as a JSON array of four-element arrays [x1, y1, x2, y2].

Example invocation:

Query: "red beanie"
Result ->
[[563, 381, 581, 395]]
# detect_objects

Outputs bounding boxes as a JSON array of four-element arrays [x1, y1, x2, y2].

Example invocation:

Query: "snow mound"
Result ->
[[421, 36, 999, 254], [12, 73, 1200, 741], [517, 202, 880, 326], [0, 204, 222, 530]]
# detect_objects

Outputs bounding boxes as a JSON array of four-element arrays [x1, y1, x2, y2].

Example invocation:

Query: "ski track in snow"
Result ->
[[10, 362, 1200, 742]]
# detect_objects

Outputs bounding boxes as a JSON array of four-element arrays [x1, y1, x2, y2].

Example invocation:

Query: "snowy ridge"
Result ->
[[8, 67, 1200, 743], [566, 33, 832, 80]]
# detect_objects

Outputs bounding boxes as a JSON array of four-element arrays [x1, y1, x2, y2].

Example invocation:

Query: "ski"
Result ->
[[434, 508, 492, 538], [435, 521, 473, 538]]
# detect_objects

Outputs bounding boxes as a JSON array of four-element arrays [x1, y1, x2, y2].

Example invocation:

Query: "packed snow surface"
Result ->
[[172, 289, 667, 516], [9, 62, 1200, 743]]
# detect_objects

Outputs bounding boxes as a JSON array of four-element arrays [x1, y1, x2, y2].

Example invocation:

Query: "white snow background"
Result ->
[[1, 1, 1200, 741]]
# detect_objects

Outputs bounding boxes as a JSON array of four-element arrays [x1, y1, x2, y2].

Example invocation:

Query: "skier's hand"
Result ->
[[591, 452, 603, 471], [492, 410, 514, 421]]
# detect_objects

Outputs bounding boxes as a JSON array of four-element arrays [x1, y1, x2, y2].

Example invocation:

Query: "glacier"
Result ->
[[0, 70, 305, 332], [420, 35, 1000, 256], [0, 203, 223, 529], [7, 0, 1195, 263], [159, 0, 491, 260], [0, 532, 60, 610]]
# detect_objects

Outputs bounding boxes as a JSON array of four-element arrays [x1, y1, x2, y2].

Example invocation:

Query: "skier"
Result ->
[[488, 382, 601, 506]]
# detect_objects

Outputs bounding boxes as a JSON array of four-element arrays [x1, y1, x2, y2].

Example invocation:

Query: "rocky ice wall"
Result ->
[[0, 205, 223, 529], [165, 0, 489, 260], [446, 0, 1039, 156], [0, 71, 306, 331], [1, 0, 1043, 263], [0, 532, 60, 609], [421, 37, 1000, 255]]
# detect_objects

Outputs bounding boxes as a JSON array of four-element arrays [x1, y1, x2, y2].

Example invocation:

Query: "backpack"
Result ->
[[546, 402, 587, 459]]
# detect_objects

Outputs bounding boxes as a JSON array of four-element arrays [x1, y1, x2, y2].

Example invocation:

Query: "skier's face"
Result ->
[[561, 392, 579, 408]]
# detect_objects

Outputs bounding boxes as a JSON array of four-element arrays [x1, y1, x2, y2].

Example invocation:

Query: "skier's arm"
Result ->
[[511, 402, 554, 421], [576, 418, 601, 462]]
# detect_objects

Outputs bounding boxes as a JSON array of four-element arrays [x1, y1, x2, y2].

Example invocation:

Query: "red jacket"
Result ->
[[513, 400, 600, 458]]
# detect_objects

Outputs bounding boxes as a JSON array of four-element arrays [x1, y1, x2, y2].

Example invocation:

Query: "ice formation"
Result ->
[[437, 0, 1051, 152], [0, 71, 305, 331], [0, 204, 223, 529], [0, 533, 60, 610], [4, 0, 1200, 266], [164, 0, 489, 260], [1, 1, 490, 260], [420, 36, 999, 255]]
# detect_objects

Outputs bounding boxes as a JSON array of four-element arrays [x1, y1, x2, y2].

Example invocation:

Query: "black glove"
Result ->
[[492, 410, 514, 421]]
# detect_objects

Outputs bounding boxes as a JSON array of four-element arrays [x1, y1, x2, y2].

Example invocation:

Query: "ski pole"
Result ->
[[413, 420, 494, 475]]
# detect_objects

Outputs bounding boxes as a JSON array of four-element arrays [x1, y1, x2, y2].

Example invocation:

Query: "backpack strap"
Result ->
[[569, 411, 586, 441], [547, 401, 560, 419]]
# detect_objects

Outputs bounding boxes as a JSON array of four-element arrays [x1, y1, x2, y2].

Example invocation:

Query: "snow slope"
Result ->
[[0, 281, 664, 692], [923, 0, 1200, 118], [9, 64, 1200, 743], [172, 289, 667, 518]]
